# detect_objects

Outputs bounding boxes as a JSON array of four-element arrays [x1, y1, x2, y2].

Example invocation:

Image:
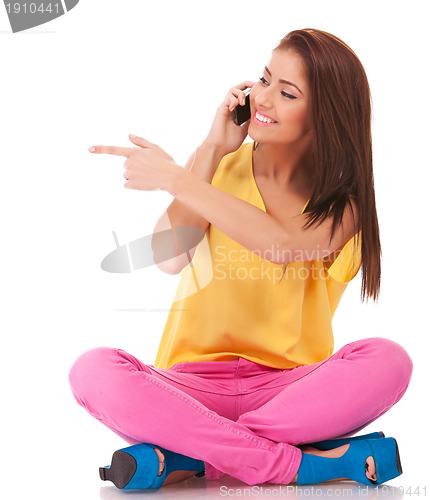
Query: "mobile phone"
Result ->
[[233, 89, 251, 126]]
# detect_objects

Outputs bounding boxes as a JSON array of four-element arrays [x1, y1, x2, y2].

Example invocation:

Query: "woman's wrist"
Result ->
[[167, 166, 197, 198], [165, 141, 225, 195], [199, 140, 228, 163], [184, 141, 225, 185]]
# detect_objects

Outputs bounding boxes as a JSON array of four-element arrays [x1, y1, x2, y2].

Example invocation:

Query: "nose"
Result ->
[[253, 85, 274, 111]]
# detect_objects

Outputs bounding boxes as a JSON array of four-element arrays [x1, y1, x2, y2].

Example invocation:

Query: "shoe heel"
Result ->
[[99, 450, 138, 489], [99, 467, 107, 481], [99, 443, 205, 490]]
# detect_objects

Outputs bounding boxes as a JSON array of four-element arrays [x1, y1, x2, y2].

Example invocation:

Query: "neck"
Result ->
[[253, 141, 314, 193]]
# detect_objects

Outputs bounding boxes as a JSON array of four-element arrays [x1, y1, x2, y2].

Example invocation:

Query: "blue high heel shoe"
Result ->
[[307, 431, 385, 450], [296, 437, 402, 486], [99, 443, 205, 490]]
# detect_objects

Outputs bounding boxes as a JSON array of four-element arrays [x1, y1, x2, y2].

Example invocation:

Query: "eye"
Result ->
[[281, 91, 297, 100], [259, 76, 297, 100]]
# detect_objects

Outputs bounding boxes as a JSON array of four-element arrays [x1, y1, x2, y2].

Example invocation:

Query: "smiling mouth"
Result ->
[[254, 109, 277, 124]]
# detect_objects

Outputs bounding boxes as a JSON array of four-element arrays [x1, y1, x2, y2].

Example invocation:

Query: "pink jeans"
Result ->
[[69, 337, 413, 485]]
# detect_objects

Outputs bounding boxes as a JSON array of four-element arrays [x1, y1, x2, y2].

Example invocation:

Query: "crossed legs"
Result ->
[[69, 337, 413, 486]]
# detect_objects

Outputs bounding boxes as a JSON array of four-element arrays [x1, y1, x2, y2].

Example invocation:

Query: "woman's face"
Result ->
[[248, 49, 312, 148]]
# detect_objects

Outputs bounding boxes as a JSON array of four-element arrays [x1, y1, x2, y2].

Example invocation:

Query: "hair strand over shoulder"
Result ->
[[275, 28, 381, 302]]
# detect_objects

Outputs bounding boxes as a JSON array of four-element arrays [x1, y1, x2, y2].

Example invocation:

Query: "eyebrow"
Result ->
[[264, 66, 303, 95]]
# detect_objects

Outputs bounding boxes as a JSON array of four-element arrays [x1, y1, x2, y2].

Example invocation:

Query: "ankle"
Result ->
[[153, 447, 204, 487]]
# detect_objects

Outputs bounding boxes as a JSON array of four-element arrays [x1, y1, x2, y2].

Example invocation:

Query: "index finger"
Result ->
[[89, 145, 135, 157], [235, 80, 257, 90]]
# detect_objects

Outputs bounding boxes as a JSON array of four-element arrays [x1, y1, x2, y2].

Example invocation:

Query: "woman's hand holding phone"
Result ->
[[203, 80, 255, 157]]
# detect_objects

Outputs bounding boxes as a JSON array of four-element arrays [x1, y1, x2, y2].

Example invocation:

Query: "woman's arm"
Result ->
[[151, 142, 224, 274], [91, 136, 358, 265], [167, 168, 359, 264]]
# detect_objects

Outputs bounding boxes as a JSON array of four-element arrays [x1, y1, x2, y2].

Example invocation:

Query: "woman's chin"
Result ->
[[247, 123, 278, 145], [247, 127, 267, 144]]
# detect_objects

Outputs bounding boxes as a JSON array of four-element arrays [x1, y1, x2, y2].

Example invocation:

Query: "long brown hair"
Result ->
[[275, 29, 381, 303]]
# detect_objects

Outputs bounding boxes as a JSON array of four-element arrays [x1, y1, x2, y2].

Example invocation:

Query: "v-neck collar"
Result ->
[[249, 142, 310, 215]]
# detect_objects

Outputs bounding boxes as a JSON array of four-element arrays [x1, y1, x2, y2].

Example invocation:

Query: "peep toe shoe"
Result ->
[[296, 437, 402, 486], [307, 431, 385, 450], [99, 443, 205, 490]]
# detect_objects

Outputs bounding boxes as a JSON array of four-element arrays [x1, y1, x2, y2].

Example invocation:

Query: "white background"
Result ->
[[1, 1, 428, 499]]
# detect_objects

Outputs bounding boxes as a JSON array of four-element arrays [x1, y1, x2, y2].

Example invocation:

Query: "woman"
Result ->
[[70, 29, 413, 489]]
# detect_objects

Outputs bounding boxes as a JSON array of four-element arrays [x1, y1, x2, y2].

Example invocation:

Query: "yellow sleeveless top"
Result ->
[[154, 142, 362, 370]]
